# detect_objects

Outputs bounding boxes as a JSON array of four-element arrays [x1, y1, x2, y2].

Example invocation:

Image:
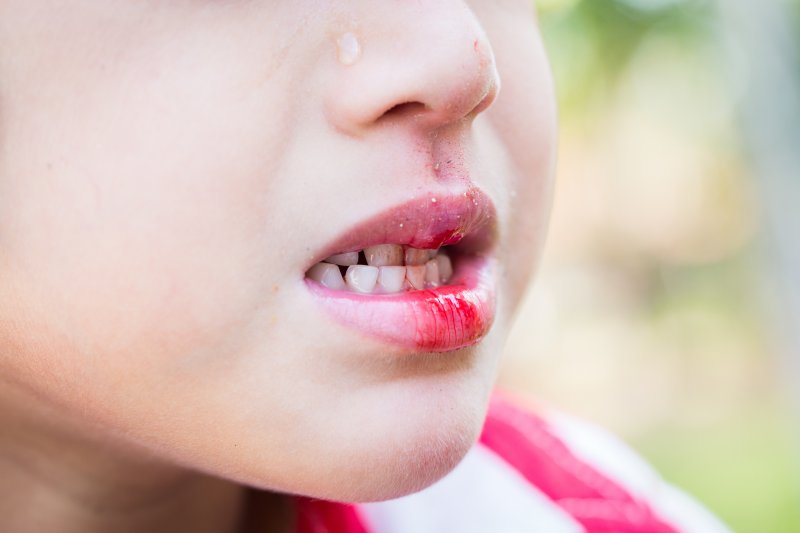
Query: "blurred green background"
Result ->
[[499, 1, 800, 531]]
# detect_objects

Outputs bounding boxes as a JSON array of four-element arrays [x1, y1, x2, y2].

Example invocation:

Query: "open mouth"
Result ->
[[304, 187, 497, 352], [307, 244, 455, 294]]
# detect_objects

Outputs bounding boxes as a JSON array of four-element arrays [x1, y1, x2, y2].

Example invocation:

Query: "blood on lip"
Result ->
[[411, 284, 494, 351]]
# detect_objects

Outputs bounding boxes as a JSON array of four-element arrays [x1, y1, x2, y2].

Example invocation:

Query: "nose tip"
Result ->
[[325, 9, 501, 136], [404, 38, 500, 129]]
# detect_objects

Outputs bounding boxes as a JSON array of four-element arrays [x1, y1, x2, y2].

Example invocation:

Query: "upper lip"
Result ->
[[305, 186, 498, 271]]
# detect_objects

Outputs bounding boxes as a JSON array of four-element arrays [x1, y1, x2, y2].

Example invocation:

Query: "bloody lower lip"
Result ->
[[306, 256, 495, 352]]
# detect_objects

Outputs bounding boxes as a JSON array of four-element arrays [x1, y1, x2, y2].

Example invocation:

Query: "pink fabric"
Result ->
[[480, 395, 678, 533], [294, 497, 370, 533]]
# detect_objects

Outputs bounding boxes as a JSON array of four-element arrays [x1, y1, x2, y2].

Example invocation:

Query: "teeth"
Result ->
[[435, 254, 453, 283], [324, 252, 359, 266], [365, 244, 404, 267], [424, 259, 440, 288], [309, 245, 457, 293], [345, 265, 379, 293], [405, 247, 431, 266], [377, 266, 406, 293], [405, 265, 426, 290], [307, 263, 346, 290]]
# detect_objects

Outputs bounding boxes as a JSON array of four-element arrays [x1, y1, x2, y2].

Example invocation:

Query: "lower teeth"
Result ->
[[307, 246, 453, 294]]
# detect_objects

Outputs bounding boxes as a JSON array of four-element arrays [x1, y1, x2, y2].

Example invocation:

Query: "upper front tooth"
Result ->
[[345, 265, 379, 293], [405, 247, 430, 266], [307, 263, 346, 290], [325, 252, 360, 266], [365, 244, 403, 267]]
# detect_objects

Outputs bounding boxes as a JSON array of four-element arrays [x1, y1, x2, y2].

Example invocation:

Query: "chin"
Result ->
[[305, 363, 493, 503], [305, 416, 482, 503], [355, 420, 480, 503]]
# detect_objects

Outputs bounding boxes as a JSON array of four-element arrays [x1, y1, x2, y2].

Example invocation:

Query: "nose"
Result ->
[[324, 3, 500, 136]]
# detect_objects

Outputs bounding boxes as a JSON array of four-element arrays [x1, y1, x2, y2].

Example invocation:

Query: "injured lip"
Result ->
[[304, 187, 497, 352]]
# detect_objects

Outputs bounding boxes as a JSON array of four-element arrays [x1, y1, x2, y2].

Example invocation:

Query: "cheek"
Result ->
[[0, 31, 302, 383], [0, 116, 284, 412], [0, 191, 291, 447], [0, 200, 250, 389], [488, 30, 557, 309]]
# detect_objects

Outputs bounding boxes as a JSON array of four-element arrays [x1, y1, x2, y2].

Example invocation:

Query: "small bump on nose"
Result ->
[[336, 32, 361, 66]]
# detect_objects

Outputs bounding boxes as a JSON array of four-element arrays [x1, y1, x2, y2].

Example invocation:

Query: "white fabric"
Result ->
[[545, 411, 732, 533], [358, 444, 584, 533]]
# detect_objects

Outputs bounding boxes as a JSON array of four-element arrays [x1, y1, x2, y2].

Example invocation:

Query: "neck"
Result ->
[[0, 382, 291, 533]]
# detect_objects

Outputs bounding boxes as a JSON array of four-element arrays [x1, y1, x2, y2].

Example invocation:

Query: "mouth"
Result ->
[[304, 187, 497, 353]]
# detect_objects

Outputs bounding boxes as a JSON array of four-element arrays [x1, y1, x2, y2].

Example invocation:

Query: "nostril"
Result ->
[[380, 101, 428, 121]]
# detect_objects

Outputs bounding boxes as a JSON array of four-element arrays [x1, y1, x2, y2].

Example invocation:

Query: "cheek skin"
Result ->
[[0, 0, 298, 384], [0, 1, 303, 456]]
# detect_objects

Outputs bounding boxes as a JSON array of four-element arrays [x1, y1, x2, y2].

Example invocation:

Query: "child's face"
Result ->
[[0, 1, 555, 500]]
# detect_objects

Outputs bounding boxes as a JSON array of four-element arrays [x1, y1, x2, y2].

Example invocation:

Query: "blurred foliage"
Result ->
[[538, 0, 715, 117], [794, 0, 800, 32], [632, 407, 798, 533], [510, 1, 800, 532]]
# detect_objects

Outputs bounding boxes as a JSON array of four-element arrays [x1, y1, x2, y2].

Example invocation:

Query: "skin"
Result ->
[[0, 1, 556, 532]]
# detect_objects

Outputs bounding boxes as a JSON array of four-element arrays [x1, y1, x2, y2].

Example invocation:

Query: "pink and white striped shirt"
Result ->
[[294, 393, 730, 533]]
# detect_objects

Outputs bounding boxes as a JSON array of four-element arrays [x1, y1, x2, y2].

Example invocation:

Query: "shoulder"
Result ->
[[354, 392, 731, 533]]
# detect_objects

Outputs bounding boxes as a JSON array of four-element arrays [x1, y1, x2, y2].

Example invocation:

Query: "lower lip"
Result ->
[[305, 256, 496, 353]]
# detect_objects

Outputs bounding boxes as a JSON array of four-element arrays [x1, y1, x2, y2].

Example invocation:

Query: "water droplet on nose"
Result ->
[[336, 32, 361, 66]]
